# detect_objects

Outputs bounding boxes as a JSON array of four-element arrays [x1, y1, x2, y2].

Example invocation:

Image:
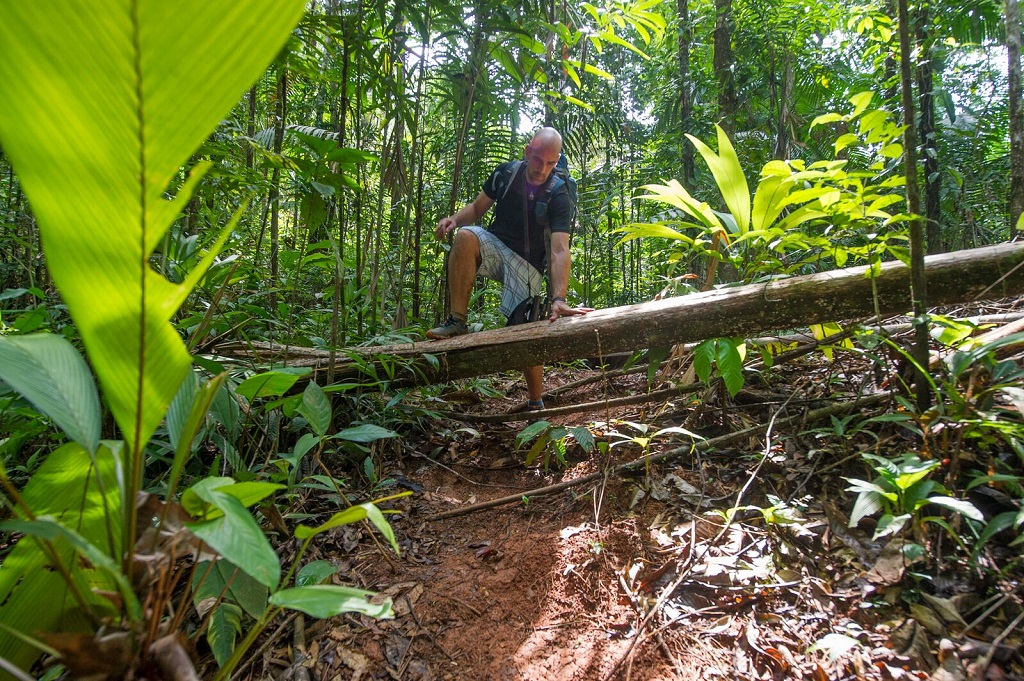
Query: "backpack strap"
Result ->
[[534, 175, 566, 227], [497, 160, 524, 202]]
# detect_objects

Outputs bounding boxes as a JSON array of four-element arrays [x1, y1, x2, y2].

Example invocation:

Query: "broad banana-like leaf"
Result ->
[[686, 126, 751, 235], [0, 0, 305, 452], [640, 180, 725, 234], [0, 443, 123, 673]]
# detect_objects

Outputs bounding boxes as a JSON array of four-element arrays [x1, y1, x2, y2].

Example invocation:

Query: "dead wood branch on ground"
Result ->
[[424, 393, 890, 521]]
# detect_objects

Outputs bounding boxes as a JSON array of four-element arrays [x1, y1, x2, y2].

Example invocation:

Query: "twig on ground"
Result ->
[[425, 393, 889, 521], [505, 365, 650, 412], [444, 385, 703, 423], [956, 594, 1010, 641], [408, 450, 533, 490], [976, 607, 1024, 674], [229, 612, 299, 681]]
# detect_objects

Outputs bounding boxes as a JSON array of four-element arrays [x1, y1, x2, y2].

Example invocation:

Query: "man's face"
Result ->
[[524, 140, 561, 185]]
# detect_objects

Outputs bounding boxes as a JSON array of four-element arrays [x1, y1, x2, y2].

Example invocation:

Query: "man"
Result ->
[[428, 127, 592, 410]]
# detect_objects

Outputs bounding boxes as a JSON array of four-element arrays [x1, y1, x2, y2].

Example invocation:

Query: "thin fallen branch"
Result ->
[[443, 385, 703, 423], [978, 607, 1024, 674], [424, 392, 890, 521], [505, 365, 650, 412]]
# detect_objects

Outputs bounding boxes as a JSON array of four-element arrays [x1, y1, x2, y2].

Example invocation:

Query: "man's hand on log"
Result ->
[[549, 299, 594, 321]]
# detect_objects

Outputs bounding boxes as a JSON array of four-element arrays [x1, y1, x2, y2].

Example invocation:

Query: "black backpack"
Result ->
[[494, 153, 578, 229]]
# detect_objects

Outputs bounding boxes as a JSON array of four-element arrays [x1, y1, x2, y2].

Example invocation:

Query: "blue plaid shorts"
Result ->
[[460, 226, 543, 317]]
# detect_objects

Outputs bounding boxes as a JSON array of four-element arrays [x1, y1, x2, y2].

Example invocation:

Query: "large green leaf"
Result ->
[[186, 496, 281, 591], [184, 477, 282, 590], [686, 126, 751, 235], [0, 516, 141, 622], [181, 478, 284, 518], [0, 334, 101, 454], [334, 424, 399, 443], [192, 559, 269, 620], [269, 585, 393, 620], [298, 381, 332, 437], [236, 370, 306, 402], [0, 443, 123, 673], [0, 0, 305, 450]]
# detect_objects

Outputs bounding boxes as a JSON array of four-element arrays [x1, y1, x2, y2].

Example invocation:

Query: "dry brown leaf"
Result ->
[[867, 539, 909, 586], [43, 630, 134, 679], [334, 645, 370, 681], [149, 634, 200, 681], [911, 602, 948, 637], [920, 593, 968, 630]]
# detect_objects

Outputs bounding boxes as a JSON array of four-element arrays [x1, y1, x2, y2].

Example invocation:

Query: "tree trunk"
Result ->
[[269, 64, 287, 314], [677, 0, 695, 188], [328, 29, 350, 382], [411, 11, 430, 320], [713, 0, 736, 134], [218, 243, 1024, 388], [1008, 0, 1024, 231], [774, 54, 794, 161], [897, 0, 931, 411], [446, 9, 484, 215], [916, 9, 942, 253], [246, 84, 257, 170]]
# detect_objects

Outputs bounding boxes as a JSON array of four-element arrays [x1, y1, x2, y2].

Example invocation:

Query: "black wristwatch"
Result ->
[[552, 296, 566, 303]]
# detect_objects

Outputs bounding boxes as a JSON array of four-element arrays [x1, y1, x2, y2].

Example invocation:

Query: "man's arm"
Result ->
[[548, 231, 593, 320], [435, 191, 495, 240]]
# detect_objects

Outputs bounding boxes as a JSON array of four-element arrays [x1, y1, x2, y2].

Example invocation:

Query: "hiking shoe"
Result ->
[[426, 315, 469, 340]]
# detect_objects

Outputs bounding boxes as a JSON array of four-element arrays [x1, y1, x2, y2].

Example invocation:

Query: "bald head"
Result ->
[[524, 127, 563, 185], [531, 127, 563, 152]]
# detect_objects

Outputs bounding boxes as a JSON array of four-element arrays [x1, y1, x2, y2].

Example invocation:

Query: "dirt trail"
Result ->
[[238, 363, 1024, 681]]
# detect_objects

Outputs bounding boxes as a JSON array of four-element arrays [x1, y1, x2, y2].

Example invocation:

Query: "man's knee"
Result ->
[[452, 228, 482, 267]]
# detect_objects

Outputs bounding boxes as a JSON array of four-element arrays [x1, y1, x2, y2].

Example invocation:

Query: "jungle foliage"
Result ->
[[0, 0, 1021, 676]]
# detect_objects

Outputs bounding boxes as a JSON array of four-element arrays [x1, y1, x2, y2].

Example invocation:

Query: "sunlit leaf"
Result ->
[[0, 0, 306, 448], [0, 334, 100, 454], [269, 585, 393, 619], [236, 370, 306, 401], [0, 443, 123, 672], [686, 127, 750, 234], [926, 496, 984, 522]]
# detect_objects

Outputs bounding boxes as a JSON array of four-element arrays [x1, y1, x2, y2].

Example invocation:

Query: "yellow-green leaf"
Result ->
[[0, 0, 305, 450]]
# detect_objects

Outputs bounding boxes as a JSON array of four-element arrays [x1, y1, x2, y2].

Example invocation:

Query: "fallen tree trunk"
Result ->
[[214, 243, 1024, 386]]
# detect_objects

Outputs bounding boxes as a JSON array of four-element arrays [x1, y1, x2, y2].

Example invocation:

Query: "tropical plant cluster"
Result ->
[[0, 0, 1021, 677]]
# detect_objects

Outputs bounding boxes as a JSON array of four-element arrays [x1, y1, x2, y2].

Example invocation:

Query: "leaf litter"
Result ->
[[233, 308, 1024, 681]]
